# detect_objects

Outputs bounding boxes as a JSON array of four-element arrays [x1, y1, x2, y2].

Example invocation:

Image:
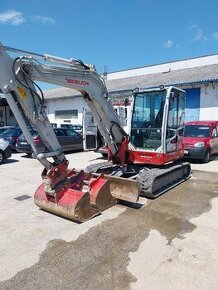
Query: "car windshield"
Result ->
[[184, 125, 210, 137]]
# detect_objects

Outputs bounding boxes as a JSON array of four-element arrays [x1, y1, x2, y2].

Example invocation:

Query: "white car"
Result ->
[[0, 139, 12, 164]]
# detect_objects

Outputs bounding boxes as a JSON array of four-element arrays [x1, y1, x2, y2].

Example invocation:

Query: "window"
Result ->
[[167, 90, 185, 129], [131, 91, 166, 129], [54, 128, 66, 136], [0, 110, 3, 117], [55, 110, 78, 119], [184, 125, 210, 138], [130, 91, 166, 151], [66, 129, 78, 137]]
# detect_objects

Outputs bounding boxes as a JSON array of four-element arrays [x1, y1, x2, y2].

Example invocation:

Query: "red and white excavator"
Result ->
[[0, 43, 190, 222]]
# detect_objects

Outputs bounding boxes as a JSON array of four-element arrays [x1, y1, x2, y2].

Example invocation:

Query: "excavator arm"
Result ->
[[0, 44, 138, 222], [0, 44, 126, 165]]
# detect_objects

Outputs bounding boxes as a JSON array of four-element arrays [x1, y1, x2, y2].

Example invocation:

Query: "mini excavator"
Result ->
[[0, 44, 190, 222]]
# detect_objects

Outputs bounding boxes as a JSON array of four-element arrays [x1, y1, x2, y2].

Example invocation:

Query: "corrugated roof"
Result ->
[[43, 63, 218, 99], [106, 63, 218, 92]]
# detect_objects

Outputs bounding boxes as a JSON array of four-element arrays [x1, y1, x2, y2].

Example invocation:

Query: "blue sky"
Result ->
[[0, 0, 218, 76]]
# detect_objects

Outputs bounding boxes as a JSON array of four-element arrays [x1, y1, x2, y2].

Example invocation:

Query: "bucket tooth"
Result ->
[[34, 184, 100, 222]]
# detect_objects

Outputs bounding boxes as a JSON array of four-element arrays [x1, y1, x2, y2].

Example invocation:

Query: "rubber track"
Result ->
[[136, 162, 191, 198], [86, 161, 191, 200]]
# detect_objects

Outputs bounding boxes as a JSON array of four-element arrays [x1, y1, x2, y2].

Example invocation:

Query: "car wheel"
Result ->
[[0, 150, 5, 165], [202, 150, 210, 163]]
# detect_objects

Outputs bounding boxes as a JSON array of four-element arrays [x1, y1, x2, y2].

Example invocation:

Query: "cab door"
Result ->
[[165, 89, 185, 153], [82, 108, 97, 151]]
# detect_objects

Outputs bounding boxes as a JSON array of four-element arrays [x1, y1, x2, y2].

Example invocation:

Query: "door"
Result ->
[[82, 108, 97, 150], [114, 106, 126, 127], [184, 88, 200, 122], [166, 89, 186, 153]]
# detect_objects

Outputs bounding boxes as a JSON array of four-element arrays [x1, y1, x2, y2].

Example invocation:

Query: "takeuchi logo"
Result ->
[[65, 78, 89, 86]]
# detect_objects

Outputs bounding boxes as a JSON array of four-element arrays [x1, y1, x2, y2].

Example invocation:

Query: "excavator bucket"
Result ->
[[34, 184, 100, 222], [34, 160, 140, 222], [69, 170, 117, 211], [34, 162, 100, 222], [87, 174, 117, 210], [70, 171, 139, 209]]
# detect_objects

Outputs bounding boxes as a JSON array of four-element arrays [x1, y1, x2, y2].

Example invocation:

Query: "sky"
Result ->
[[0, 0, 218, 80]]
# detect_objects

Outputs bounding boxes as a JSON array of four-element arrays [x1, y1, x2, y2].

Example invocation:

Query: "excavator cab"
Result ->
[[129, 87, 186, 165]]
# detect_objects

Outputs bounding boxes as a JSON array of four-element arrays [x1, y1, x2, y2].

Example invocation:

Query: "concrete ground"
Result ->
[[0, 151, 218, 290]]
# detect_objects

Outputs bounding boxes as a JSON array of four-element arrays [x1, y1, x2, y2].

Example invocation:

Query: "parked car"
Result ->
[[0, 127, 22, 150], [0, 126, 16, 134], [183, 121, 218, 163], [16, 127, 83, 155], [60, 124, 82, 134], [0, 139, 12, 164]]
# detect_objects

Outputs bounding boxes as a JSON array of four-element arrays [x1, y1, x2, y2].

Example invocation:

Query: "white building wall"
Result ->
[[199, 83, 218, 120], [45, 97, 89, 126]]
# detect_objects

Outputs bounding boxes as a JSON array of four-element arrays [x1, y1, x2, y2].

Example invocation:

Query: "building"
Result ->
[[42, 87, 87, 127], [1, 53, 218, 126], [106, 54, 218, 121]]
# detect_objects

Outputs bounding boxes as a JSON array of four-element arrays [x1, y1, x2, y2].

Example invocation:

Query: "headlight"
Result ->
[[194, 142, 205, 148]]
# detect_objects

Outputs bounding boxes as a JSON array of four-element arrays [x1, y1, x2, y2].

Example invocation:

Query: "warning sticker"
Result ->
[[17, 86, 27, 100]]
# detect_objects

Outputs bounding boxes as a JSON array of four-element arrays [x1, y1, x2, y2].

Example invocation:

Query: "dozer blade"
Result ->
[[137, 162, 191, 199], [93, 173, 140, 203], [34, 184, 100, 222], [86, 162, 140, 203]]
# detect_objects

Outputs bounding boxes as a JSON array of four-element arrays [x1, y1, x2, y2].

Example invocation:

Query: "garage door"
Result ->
[[184, 88, 200, 121]]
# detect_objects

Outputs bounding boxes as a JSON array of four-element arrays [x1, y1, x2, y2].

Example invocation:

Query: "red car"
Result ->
[[183, 121, 218, 163]]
